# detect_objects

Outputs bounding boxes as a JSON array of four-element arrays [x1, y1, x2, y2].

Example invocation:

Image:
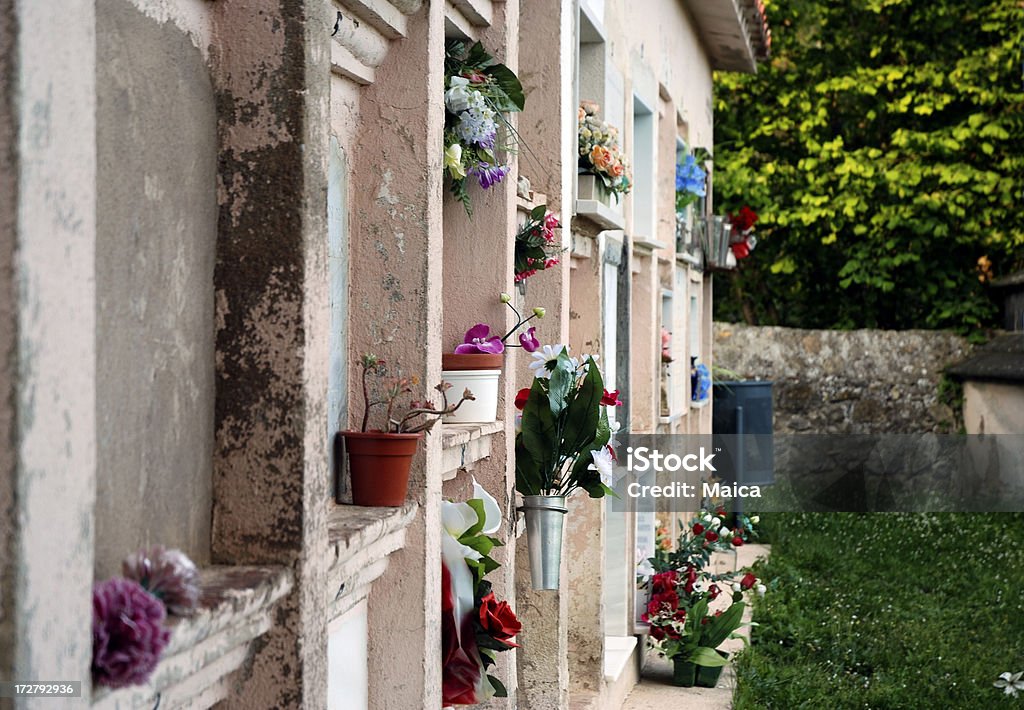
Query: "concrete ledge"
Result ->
[[574, 199, 626, 231], [441, 420, 504, 481], [327, 502, 418, 618], [92, 566, 293, 709]]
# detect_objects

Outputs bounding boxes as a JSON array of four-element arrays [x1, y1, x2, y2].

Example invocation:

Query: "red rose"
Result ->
[[601, 389, 623, 407], [692, 523, 705, 535], [715, 507, 727, 517], [514, 388, 531, 410], [740, 572, 757, 591], [478, 593, 521, 646], [651, 590, 679, 612], [709, 584, 721, 601], [705, 531, 719, 543], [732, 536, 744, 547], [649, 625, 666, 641], [730, 240, 750, 260]]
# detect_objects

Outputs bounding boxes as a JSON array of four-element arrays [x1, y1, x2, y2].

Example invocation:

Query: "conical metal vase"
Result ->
[[522, 495, 568, 590]]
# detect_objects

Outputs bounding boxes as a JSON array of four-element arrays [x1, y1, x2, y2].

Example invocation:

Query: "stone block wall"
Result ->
[[713, 322, 973, 434]]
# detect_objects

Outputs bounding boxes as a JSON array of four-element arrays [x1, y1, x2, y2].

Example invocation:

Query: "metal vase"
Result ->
[[522, 495, 568, 590]]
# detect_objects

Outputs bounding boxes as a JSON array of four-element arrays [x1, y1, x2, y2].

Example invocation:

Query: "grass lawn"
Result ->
[[735, 513, 1024, 708]]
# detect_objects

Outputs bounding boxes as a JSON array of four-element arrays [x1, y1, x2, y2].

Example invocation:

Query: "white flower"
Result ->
[[756, 584, 767, 597], [445, 76, 473, 113], [442, 500, 479, 539], [472, 477, 502, 535], [994, 671, 1024, 697], [529, 344, 566, 379], [732, 583, 742, 593], [719, 526, 730, 538], [589, 447, 615, 486], [751, 515, 760, 524], [711, 516, 721, 528]]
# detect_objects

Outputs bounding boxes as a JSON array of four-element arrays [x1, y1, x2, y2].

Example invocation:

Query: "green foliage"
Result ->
[[733, 512, 1024, 708], [713, 0, 1024, 331]]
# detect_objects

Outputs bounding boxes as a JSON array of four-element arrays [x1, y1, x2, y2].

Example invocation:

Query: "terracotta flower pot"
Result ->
[[341, 431, 422, 506], [441, 353, 504, 371]]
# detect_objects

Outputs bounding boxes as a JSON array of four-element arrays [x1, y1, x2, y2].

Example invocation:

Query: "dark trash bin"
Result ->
[[712, 381, 774, 490]]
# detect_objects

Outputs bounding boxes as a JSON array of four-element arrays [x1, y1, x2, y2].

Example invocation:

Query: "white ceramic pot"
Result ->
[[442, 369, 501, 423]]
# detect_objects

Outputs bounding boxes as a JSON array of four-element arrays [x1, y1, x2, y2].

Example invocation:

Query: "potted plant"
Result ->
[[577, 101, 631, 205], [342, 354, 474, 506], [641, 509, 765, 687], [443, 294, 545, 424], [514, 346, 621, 589], [443, 40, 526, 217]]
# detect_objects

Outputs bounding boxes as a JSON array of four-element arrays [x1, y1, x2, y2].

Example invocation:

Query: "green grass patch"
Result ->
[[735, 513, 1024, 708]]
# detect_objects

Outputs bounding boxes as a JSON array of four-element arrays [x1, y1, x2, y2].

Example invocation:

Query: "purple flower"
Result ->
[[454, 323, 505, 355], [469, 162, 510, 190], [92, 578, 171, 689], [519, 326, 540, 353]]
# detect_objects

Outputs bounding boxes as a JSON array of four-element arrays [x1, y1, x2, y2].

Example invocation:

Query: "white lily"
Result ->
[[589, 447, 615, 487], [472, 477, 502, 535]]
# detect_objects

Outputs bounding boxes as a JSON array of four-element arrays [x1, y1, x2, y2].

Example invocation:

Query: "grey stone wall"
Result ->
[[713, 323, 973, 434], [94, 0, 216, 577]]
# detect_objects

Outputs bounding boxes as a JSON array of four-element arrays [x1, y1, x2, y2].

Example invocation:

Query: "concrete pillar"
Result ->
[[208, 1, 331, 707], [512, 1, 577, 707], [347, 2, 445, 707], [0, 0, 97, 699]]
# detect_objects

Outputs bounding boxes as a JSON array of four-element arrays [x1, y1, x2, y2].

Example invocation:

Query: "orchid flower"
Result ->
[[444, 143, 466, 179], [454, 324, 505, 355], [518, 326, 540, 352]]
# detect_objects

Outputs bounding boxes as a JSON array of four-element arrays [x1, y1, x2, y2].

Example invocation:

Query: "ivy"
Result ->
[[713, 0, 1024, 331]]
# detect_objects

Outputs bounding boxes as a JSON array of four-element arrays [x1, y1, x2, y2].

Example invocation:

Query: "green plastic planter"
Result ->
[[695, 650, 730, 688], [672, 658, 696, 687]]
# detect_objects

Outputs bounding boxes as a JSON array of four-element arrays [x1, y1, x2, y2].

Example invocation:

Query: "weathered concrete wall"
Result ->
[[965, 381, 1024, 435], [713, 323, 973, 434], [0, 0, 16, 680], [94, 0, 216, 577], [3, 0, 98, 693]]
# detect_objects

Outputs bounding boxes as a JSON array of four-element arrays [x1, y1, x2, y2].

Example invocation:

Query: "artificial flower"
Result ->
[[445, 76, 473, 113], [455, 323, 505, 355], [519, 326, 540, 352], [601, 389, 623, 407], [468, 162, 509, 189], [444, 143, 467, 179], [478, 592, 521, 646], [514, 388, 531, 410], [589, 446, 615, 486], [91, 578, 171, 689], [675, 154, 707, 197], [740, 572, 758, 590], [994, 671, 1024, 697], [121, 545, 200, 616], [693, 523, 705, 535], [528, 344, 565, 378]]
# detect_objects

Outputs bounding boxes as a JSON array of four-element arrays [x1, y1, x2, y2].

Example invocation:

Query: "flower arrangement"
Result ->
[[727, 206, 759, 260], [691, 357, 710, 402], [514, 205, 562, 283], [92, 547, 200, 688], [357, 354, 473, 433], [675, 150, 711, 213], [642, 508, 764, 686], [442, 480, 520, 703], [453, 294, 546, 356], [577, 102, 631, 199], [514, 346, 621, 498], [444, 41, 526, 216]]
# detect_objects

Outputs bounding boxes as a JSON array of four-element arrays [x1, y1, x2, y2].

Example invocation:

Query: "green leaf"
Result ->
[[547, 350, 576, 417], [689, 647, 729, 667], [485, 63, 526, 112], [488, 675, 508, 697]]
